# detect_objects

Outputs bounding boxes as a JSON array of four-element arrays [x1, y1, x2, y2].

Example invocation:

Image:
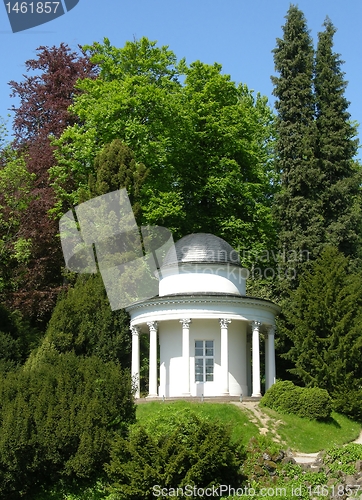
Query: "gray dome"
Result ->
[[162, 233, 241, 267]]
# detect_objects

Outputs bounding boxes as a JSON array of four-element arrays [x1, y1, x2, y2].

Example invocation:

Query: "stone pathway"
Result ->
[[232, 401, 284, 444], [234, 401, 362, 465]]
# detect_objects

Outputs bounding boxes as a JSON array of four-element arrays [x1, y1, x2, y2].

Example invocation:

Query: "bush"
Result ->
[[106, 412, 245, 499], [298, 387, 332, 420], [0, 346, 135, 499], [46, 274, 131, 367], [260, 380, 302, 415], [260, 380, 332, 421], [332, 387, 362, 422], [0, 303, 40, 373]]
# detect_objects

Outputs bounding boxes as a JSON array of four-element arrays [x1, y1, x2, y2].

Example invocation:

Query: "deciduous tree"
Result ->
[[4, 44, 96, 325], [52, 37, 276, 253]]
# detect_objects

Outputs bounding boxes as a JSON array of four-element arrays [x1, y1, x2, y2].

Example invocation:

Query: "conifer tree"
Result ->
[[283, 246, 362, 395], [272, 5, 323, 273], [315, 18, 361, 259]]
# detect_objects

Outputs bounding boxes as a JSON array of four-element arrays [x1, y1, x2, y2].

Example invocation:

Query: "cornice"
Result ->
[[126, 293, 281, 315]]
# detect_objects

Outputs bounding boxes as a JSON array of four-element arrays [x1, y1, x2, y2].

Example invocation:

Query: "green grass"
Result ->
[[261, 407, 360, 453], [136, 401, 361, 453], [33, 402, 362, 499], [136, 400, 260, 446]]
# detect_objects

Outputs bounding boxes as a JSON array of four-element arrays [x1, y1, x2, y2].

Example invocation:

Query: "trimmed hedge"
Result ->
[[260, 380, 332, 420]]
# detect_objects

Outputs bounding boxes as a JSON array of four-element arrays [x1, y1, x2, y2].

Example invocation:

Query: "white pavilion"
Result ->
[[126, 233, 280, 399]]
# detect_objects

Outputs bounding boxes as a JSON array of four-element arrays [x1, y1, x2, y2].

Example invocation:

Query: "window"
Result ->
[[195, 340, 214, 382]]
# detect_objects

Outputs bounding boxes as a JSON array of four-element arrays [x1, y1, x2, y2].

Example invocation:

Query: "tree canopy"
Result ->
[[271, 5, 361, 277], [0, 44, 95, 325], [282, 246, 362, 395], [51, 37, 277, 253]]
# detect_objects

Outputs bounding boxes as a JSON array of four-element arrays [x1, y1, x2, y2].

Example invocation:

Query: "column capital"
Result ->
[[179, 318, 191, 328], [130, 325, 140, 336], [219, 318, 231, 329], [251, 320, 262, 330], [147, 321, 158, 332]]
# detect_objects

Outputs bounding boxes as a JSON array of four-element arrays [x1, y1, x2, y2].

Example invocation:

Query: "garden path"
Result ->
[[234, 401, 362, 465]]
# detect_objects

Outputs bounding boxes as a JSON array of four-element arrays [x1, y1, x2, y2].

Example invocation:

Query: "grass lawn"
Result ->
[[136, 400, 260, 446], [259, 407, 361, 453], [136, 401, 361, 453]]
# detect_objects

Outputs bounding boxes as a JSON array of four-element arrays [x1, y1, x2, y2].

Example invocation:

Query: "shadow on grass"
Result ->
[[322, 416, 341, 429]]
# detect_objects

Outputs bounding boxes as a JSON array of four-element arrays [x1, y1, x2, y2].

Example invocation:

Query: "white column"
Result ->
[[219, 318, 231, 395], [147, 321, 158, 397], [251, 321, 262, 397], [265, 330, 269, 391], [246, 332, 252, 396], [131, 325, 140, 398], [180, 318, 191, 396], [266, 325, 276, 391]]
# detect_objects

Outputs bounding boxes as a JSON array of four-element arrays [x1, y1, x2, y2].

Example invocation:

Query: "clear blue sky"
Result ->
[[1, 0, 361, 158]]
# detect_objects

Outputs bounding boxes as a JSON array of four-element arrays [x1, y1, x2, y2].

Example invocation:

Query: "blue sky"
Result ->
[[0, 0, 361, 158]]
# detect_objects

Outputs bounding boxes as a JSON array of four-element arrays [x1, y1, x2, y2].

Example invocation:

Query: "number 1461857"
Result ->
[[5, 2, 60, 14]]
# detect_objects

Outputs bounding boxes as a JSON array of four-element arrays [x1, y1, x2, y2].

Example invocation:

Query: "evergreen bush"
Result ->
[[0, 346, 135, 498], [106, 412, 245, 499], [332, 387, 362, 422], [298, 387, 332, 420], [260, 380, 302, 415], [261, 381, 332, 421]]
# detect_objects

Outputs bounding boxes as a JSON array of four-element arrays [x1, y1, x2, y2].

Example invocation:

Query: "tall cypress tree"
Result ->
[[315, 17, 361, 260], [272, 5, 323, 276]]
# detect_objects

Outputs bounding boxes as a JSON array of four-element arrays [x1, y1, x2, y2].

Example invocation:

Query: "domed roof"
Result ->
[[162, 233, 241, 267]]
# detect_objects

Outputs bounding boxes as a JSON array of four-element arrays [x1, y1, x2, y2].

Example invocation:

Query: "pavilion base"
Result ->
[[136, 395, 262, 404]]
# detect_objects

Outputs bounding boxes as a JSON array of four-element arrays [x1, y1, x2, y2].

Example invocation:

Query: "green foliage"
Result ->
[[0, 303, 40, 373], [261, 380, 332, 421], [261, 380, 302, 414], [136, 400, 259, 446], [241, 436, 282, 482], [281, 246, 362, 401], [272, 5, 321, 276], [271, 6, 362, 295], [0, 149, 35, 294], [46, 274, 131, 367], [315, 18, 361, 259], [323, 443, 362, 475], [332, 386, 362, 422], [0, 116, 9, 150], [0, 346, 135, 498], [51, 37, 276, 252], [90, 139, 147, 223], [297, 387, 332, 420], [106, 412, 245, 499]]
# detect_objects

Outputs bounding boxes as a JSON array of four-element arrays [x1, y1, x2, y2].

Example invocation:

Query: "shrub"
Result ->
[[0, 346, 135, 498], [332, 387, 362, 422], [298, 387, 332, 420], [260, 380, 302, 415], [0, 303, 40, 373], [261, 380, 332, 420], [46, 274, 131, 367], [106, 413, 245, 499]]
